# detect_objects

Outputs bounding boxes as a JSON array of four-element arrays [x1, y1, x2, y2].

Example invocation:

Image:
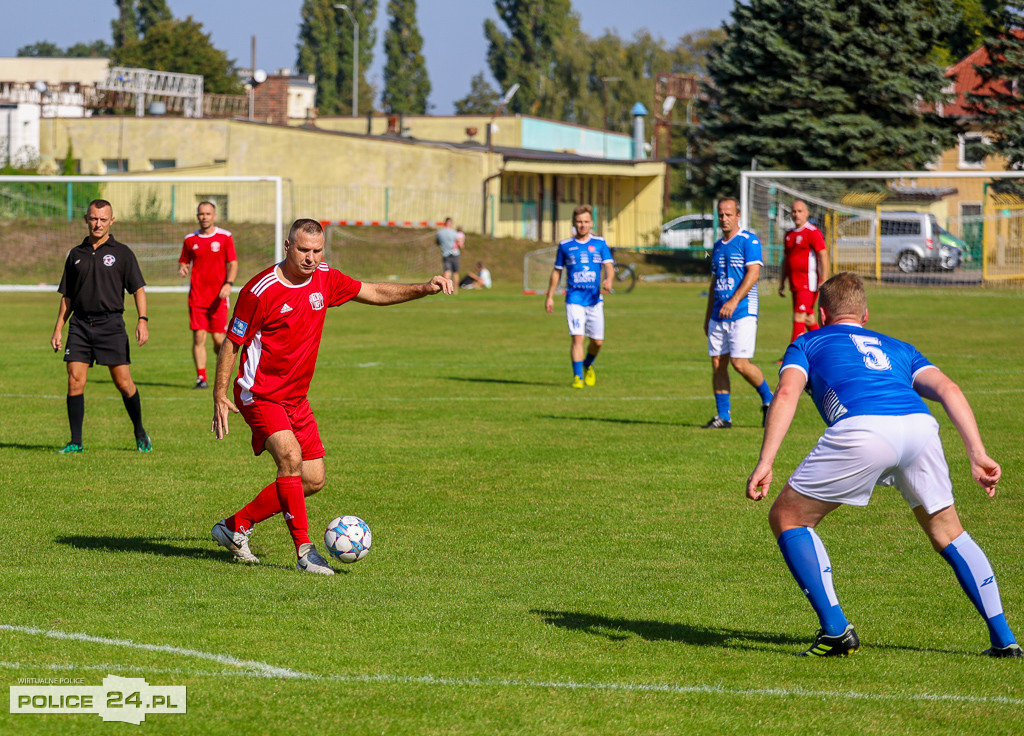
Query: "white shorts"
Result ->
[[788, 413, 954, 514], [565, 302, 604, 339], [707, 316, 758, 358]]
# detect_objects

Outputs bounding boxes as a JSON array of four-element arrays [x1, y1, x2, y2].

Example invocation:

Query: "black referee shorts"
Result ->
[[65, 313, 131, 366]]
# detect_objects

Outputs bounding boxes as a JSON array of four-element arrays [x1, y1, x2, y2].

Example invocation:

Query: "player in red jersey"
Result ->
[[210, 218, 453, 575], [778, 199, 829, 349], [178, 201, 238, 389]]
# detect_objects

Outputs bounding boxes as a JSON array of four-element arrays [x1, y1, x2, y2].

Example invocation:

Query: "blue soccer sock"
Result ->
[[572, 361, 583, 379], [583, 353, 597, 369], [940, 531, 1017, 648], [777, 527, 849, 636], [714, 393, 731, 422], [756, 380, 773, 404]]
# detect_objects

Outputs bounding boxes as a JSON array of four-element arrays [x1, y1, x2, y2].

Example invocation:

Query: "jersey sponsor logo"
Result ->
[[102, 254, 116, 267], [571, 270, 598, 285], [230, 317, 248, 338], [280, 303, 293, 314], [309, 292, 324, 311]]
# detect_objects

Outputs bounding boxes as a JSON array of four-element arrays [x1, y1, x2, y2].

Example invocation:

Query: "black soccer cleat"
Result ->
[[797, 623, 860, 657], [701, 416, 732, 429], [194, 378, 209, 389], [982, 643, 1022, 658]]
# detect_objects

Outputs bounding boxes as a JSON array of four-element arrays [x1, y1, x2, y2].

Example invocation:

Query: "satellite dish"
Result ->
[[253, 69, 268, 84], [33, 80, 48, 94]]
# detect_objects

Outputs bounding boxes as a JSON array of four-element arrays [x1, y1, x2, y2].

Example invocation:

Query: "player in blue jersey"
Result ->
[[544, 205, 614, 388], [702, 197, 774, 428], [747, 272, 1019, 658]]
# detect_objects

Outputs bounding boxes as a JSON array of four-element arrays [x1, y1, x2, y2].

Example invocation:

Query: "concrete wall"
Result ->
[[0, 58, 109, 86]]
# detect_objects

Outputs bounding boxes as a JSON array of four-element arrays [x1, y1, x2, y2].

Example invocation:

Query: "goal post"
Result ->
[[740, 170, 1024, 286], [0, 175, 283, 291]]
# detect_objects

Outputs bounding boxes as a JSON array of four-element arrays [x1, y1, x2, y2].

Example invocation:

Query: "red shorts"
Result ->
[[235, 390, 325, 460], [189, 299, 229, 333], [791, 289, 818, 315]]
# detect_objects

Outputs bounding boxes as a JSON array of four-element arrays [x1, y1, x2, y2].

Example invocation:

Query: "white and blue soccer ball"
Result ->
[[324, 516, 372, 563]]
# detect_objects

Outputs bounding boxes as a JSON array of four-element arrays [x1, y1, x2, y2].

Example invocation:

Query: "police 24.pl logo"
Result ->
[[102, 254, 116, 267], [11, 674, 186, 725]]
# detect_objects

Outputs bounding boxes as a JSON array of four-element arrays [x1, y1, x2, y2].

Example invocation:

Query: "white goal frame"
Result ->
[[0, 175, 283, 292]]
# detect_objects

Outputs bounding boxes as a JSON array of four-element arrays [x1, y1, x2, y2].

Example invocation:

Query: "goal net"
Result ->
[[323, 225, 442, 283], [0, 176, 283, 290], [740, 170, 1024, 286]]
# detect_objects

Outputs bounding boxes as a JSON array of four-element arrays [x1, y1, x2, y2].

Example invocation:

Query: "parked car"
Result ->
[[835, 211, 962, 273], [660, 214, 716, 253]]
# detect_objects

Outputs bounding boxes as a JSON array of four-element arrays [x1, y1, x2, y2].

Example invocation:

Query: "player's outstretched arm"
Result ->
[[747, 368, 803, 501], [353, 276, 453, 305], [211, 339, 241, 439], [913, 367, 1001, 496]]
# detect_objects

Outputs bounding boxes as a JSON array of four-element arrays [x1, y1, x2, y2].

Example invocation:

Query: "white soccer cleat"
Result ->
[[296, 544, 335, 575], [211, 519, 260, 564]]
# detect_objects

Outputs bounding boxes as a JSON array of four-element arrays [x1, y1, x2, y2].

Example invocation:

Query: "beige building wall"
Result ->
[[309, 114, 518, 148], [0, 58, 110, 86], [39, 116, 664, 241]]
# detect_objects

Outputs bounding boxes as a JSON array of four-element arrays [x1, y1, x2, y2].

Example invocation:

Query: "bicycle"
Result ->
[[612, 261, 637, 293]]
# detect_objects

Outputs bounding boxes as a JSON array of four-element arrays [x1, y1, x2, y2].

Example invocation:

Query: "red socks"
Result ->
[[197, 368, 208, 382], [275, 475, 310, 550], [227, 480, 281, 534], [225, 475, 309, 552]]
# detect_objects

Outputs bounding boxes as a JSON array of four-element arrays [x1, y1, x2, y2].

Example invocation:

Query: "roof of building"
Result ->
[[943, 30, 1024, 117]]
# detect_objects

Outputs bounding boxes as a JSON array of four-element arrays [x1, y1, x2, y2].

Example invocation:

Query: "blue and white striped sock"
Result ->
[[941, 531, 1016, 648]]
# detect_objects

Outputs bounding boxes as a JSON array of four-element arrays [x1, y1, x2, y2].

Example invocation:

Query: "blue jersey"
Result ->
[[710, 229, 763, 320], [782, 323, 935, 427], [554, 235, 614, 307]]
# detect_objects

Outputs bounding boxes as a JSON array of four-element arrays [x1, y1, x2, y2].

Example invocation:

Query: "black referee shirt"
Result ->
[[58, 235, 146, 315]]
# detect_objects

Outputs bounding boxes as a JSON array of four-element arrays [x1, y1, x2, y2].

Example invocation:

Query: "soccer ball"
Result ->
[[324, 516, 372, 563]]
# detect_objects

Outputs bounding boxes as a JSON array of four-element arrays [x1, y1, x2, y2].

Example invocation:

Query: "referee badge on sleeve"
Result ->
[[230, 317, 248, 338]]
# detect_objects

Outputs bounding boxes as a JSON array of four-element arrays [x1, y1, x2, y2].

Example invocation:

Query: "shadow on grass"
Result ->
[[532, 609, 805, 650], [54, 534, 301, 572], [445, 376, 560, 387], [531, 609, 964, 655], [538, 414, 680, 428]]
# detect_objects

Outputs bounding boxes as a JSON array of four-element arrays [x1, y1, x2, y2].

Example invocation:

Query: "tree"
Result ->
[[698, 0, 958, 197], [112, 0, 140, 48], [111, 17, 242, 94], [969, 2, 1024, 192], [137, 0, 172, 36], [454, 72, 501, 114], [18, 39, 113, 58], [297, 0, 377, 115], [382, 0, 431, 114], [484, 0, 581, 116]]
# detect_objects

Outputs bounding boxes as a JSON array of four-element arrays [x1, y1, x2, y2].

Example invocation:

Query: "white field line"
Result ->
[[3, 625, 1023, 707]]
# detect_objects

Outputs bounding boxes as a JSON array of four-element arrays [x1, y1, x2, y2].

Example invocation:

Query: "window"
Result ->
[[880, 219, 920, 236], [960, 202, 982, 218], [103, 158, 128, 173], [959, 133, 988, 169], [150, 159, 176, 170]]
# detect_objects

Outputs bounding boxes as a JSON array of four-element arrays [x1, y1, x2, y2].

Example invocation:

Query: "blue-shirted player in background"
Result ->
[[747, 272, 1019, 658], [545, 205, 614, 389], [702, 197, 774, 428]]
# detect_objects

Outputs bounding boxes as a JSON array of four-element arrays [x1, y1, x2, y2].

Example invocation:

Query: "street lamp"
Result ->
[[334, 4, 359, 116]]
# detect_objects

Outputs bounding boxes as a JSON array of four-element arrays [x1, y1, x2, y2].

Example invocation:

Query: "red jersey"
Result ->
[[227, 262, 362, 404], [179, 227, 238, 308], [783, 223, 827, 292]]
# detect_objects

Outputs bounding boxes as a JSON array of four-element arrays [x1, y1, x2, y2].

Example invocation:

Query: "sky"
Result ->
[[1, 1, 732, 115]]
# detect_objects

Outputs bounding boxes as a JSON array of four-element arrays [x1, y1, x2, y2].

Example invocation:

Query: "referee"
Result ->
[[50, 199, 152, 453]]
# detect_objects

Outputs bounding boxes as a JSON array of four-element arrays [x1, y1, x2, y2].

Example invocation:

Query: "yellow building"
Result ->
[[39, 114, 666, 246]]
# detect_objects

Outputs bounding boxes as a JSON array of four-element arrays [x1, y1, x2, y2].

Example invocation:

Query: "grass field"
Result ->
[[1, 281, 1022, 735]]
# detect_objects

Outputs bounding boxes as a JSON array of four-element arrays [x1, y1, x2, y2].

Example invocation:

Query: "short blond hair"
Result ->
[[818, 272, 867, 322]]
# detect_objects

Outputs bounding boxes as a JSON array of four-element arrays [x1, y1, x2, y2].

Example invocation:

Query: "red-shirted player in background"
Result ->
[[778, 199, 829, 353], [178, 201, 238, 389], [210, 218, 453, 575]]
